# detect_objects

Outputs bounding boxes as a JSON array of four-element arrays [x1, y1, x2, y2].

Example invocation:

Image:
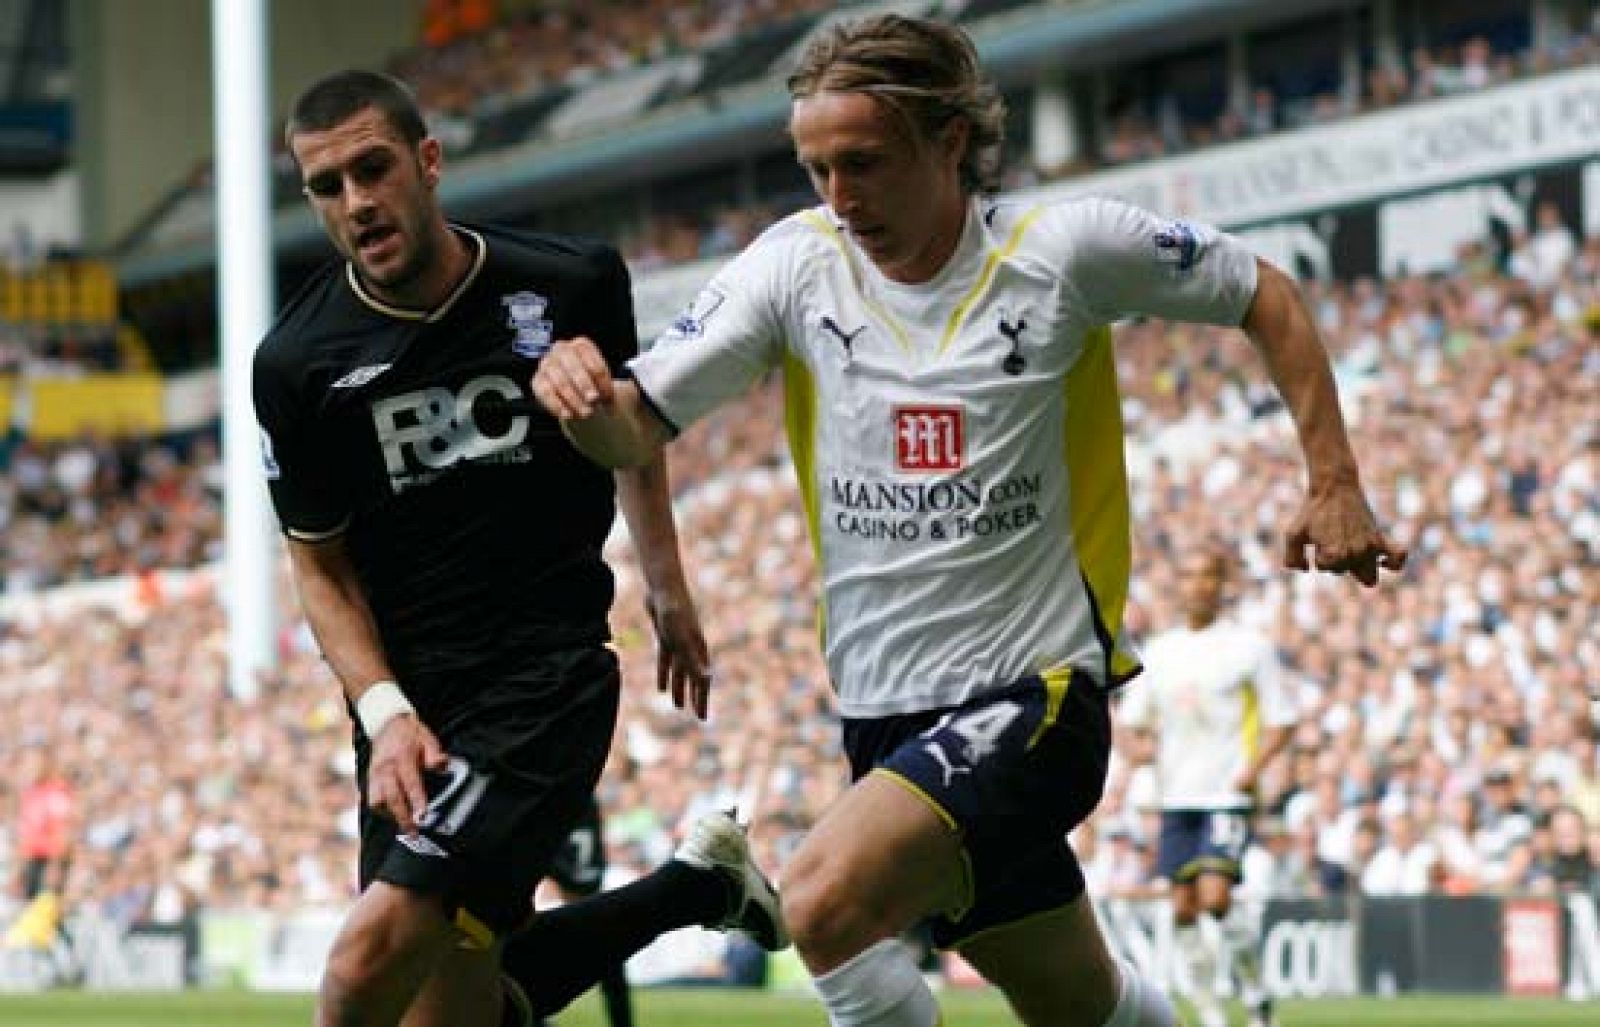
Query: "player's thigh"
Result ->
[[1196, 871, 1236, 912], [957, 893, 1121, 1027], [782, 771, 966, 954], [1168, 879, 1200, 922], [402, 940, 504, 1027]]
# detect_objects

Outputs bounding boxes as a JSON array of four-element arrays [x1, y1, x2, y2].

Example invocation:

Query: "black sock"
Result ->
[[598, 965, 634, 1027], [502, 860, 728, 1017]]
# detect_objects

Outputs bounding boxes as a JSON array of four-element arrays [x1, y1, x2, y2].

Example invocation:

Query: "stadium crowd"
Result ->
[[146, 0, 1600, 282], [1099, 16, 1600, 168], [2, 211, 1596, 963]]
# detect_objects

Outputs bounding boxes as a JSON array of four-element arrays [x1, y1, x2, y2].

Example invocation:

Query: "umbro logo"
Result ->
[[331, 363, 392, 389], [397, 832, 449, 859]]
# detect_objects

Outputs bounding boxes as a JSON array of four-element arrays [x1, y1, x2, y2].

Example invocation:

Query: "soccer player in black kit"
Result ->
[[253, 70, 785, 1027]]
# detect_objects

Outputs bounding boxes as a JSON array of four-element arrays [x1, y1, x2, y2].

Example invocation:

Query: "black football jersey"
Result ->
[[253, 225, 636, 692]]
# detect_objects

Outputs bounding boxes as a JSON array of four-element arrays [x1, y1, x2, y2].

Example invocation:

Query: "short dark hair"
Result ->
[[285, 69, 427, 151]]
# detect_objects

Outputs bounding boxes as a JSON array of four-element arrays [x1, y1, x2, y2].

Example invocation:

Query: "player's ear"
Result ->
[[419, 136, 443, 189]]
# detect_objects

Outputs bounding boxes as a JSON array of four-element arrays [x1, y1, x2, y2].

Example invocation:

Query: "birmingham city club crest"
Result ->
[[503, 291, 554, 358]]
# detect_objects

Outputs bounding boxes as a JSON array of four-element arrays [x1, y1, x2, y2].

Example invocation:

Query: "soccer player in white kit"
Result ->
[[1119, 547, 1297, 1027], [531, 14, 1406, 1027]]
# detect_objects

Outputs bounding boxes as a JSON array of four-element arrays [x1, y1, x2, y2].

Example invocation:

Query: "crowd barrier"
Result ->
[[3, 892, 1596, 999]]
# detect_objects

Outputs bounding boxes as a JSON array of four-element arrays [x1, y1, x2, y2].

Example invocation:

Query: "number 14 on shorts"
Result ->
[[921, 701, 1023, 784]]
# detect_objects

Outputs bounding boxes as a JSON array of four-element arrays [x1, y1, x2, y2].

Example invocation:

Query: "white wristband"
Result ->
[[355, 680, 415, 737]]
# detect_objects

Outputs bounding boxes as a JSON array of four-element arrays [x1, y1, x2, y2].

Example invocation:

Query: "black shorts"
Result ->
[[841, 671, 1111, 950], [357, 647, 620, 941], [546, 792, 607, 897]]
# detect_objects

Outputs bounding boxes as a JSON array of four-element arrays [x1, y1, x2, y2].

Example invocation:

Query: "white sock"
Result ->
[[1197, 912, 1227, 996], [812, 938, 941, 1027], [1222, 907, 1267, 1008], [1173, 922, 1218, 1002], [1103, 957, 1178, 1026]]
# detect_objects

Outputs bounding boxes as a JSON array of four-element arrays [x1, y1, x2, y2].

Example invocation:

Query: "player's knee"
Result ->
[[318, 948, 378, 1017], [781, 859, 888, 968], [318, 926, 404, 1019]]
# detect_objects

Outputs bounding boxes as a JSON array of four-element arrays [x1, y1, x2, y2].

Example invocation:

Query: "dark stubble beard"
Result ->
[[363, 223, 436, 299]]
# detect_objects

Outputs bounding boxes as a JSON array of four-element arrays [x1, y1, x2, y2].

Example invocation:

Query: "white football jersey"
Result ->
[[631, 196, 1258, 717], [1117, 619, 1296, 810]]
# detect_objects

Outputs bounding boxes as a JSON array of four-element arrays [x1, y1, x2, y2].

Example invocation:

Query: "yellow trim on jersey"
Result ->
[[872, 768, 976, 922], [1062, 325, 1141, 683], [1027, 666, 1074, 750], [1241, 677, 1261, 766], [797, 211, 914, 355], [936, 205, 1047, 356], [782, 350, 828, 645]]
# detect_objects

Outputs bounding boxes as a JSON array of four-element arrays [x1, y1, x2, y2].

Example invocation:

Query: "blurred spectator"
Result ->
[[14, 748, 75, 900], [1361, 809, 1440, 896], [1543, 805, 1599, 893]]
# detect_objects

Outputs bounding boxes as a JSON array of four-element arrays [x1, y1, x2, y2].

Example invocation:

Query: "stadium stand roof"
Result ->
[[115, 0, 1356, 286]]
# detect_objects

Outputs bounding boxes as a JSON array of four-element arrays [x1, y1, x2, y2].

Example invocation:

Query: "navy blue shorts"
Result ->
[[841, 671, 1111, 950], [1156, 809, 1250, 883], [357, 647, 619, 942]]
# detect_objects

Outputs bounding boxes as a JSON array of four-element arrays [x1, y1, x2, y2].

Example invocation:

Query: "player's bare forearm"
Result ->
[[288, 537, 444, 830], [533, 337, 670, 467], [1241, 259, 1361, 492], [559, 381, 669, 468], [1241, 259, 1407, 582], [286, 536, 399, 703], [615, 453, 713, 716], [615, 454, 691, 597]]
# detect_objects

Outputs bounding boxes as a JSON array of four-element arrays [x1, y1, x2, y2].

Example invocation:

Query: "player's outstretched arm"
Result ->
[[532, 336, 671, 468], [1241, 259, 1408, 587], [287, 537, 447, 834], [615, 455, 714, 719]]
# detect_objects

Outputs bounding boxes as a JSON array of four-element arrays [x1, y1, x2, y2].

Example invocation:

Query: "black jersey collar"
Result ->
[[345, 225, 487, 323]]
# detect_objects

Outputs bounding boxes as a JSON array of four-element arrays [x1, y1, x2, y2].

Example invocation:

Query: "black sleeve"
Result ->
[[252, 341, 352, 541], [585, 244, 640, 375]]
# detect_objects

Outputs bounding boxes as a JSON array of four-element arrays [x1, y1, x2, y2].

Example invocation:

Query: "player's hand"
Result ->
[[367, 713, 448, 835], [532, 336, 616, 420], [648, 590, 714, 720], [1282, 477, 1408, 588]]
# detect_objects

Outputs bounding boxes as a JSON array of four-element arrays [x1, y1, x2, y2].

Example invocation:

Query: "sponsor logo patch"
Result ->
[[895, 405, 964, 472]]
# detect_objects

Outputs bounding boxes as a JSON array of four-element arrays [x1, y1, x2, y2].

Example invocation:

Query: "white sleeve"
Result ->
[[1049, 197, 1259, 327], [1114, 659, 1156, 729], [1252, 633, 1298, 729], [628, 232, 788, 433]]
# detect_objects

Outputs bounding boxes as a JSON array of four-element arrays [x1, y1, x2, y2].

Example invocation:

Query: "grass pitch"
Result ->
[[0, 989, 1591, 1025]]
